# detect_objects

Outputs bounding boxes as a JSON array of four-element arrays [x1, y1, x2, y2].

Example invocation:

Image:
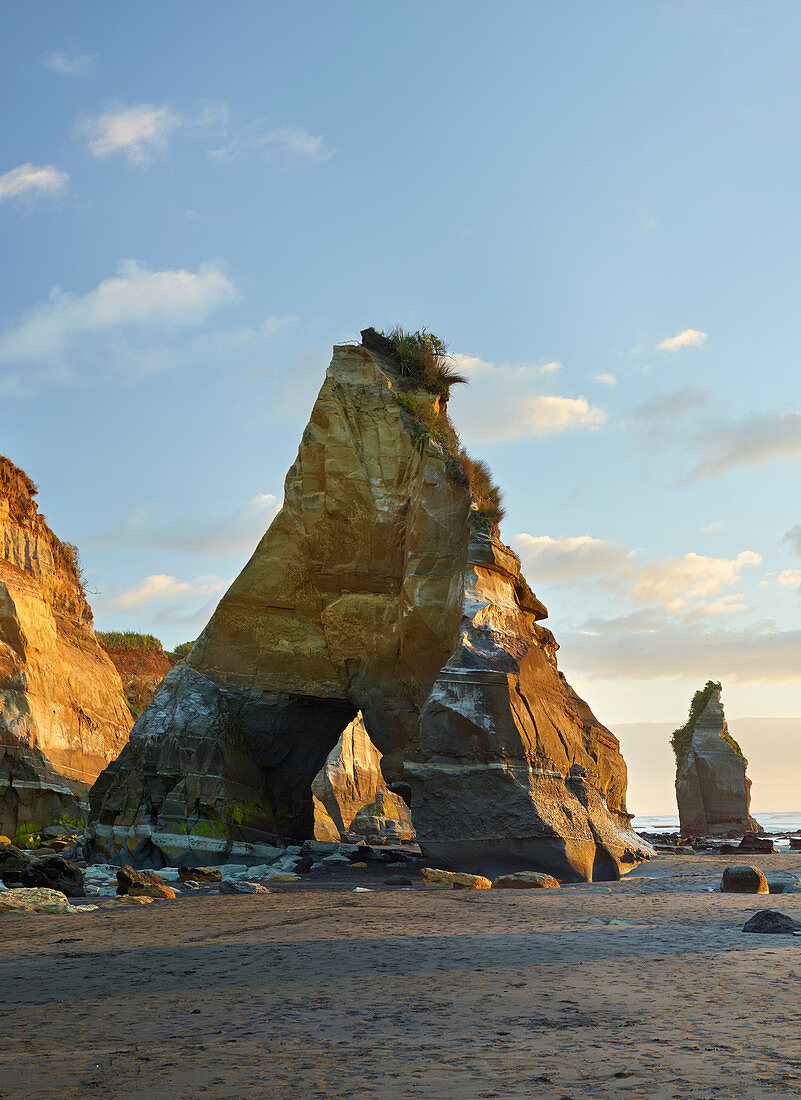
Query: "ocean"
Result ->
[[633, 811, 801, 834]]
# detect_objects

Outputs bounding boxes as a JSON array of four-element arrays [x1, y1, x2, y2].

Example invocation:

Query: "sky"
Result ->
[[2, 1, 800, 813]]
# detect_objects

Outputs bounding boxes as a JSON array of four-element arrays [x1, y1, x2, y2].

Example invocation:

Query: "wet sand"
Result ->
[[2, 854, 801, 1099]]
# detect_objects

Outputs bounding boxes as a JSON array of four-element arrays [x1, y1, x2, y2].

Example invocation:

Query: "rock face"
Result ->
[[674, 682, 761, 837], [0, 458, 132, 838], [311, 712, 415, 843], [88, 340, 651, 881], [100, 642, 173, 718], [407, 532, 651, 880], [351, 789, 415, 844]]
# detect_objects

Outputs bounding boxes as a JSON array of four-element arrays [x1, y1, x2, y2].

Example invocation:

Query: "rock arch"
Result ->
[[89, 341, 653, 880]]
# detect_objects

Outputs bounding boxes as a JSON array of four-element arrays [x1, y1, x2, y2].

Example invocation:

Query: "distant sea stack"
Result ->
[[673, 681, 761, 836], [0, 457, 132, 838], [89, 331, 653, 881]]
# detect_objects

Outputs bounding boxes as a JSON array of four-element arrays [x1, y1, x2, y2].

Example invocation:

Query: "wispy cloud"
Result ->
[[688, 412, 801, 480], [41, 49, 97, 75], [702, 520, 726, 533], [77, 103, 183, 166], [0, 163, 68, 203], [89, 493, 280, 556], [593, 372, 617, 386], [449, 353, 606, 442], [657, 328, 708, 353], [513, 533, 761, 619], [208, 124, 334, 166], [108, 573, 229, 611], [0, 260, 236, 368], [562, 619, 801, 684]]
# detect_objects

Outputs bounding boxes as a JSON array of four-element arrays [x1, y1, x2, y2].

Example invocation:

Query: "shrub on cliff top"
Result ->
[[379, 326, 468, 399], [459, 450, 506, 534], [167, 640, 194, 664], [97, 631, 165, 653], [52, 538, 86, 592]]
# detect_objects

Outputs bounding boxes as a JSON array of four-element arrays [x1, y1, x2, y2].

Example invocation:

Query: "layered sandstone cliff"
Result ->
[[674, 681, 761, 836], [0, 458, 132, 836], [409, 532, 647, 879], [89, 338, 651, 879]]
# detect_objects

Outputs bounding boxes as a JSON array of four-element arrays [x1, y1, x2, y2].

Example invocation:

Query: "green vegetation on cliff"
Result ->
[[97, 631, 164, 652], [381, 326, 468, 399], [364, 326, 506, 536], [670, 680, 746, 768]]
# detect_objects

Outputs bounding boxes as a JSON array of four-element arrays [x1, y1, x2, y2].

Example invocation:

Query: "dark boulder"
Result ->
[[738, 832, 776, 854], [742, 909, 801, 934], [20, 856, 85, 898], [0, 845, 30, 884], [720, 865, 769, 894], [383, 874, 413, 886]]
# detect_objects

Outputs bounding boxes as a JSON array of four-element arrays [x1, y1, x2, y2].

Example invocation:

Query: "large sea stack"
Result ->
[[0, 458, 132, 837], [673, 681, 761, 836], [89, 334, 653, 880]]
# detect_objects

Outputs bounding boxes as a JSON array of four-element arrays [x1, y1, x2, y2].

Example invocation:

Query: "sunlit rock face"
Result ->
[[408, 532, 653, 882], [0, 457, 132, 837], [311, 712, 415, 843], [88, 341, 651, 880], [675, 684, 761, 837]]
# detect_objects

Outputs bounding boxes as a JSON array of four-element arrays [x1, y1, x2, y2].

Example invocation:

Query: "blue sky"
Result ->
[[2, 2, 801, 808]]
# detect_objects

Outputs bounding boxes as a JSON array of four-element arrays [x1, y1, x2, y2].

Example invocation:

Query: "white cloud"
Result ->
[[89, 492, 280, 556], [657, 328, 708, 353], [208, 124, 334, 166], [538, 360, 562, 375], [108, 573, 229, 611], [0, 260, 236, 366], [449, 353, 606, 442], [78, 103, 183, 166], [0, 163, 68, 203], [514, 533, 762, 622], [512, 534, 633, 583], [777, 569, 801, 589], [630, 550, 762, 614], [41, 49, 97, 75], [511, 395, 606, 437], [593, 372, 617, 386], [702, 520, 726, 532]]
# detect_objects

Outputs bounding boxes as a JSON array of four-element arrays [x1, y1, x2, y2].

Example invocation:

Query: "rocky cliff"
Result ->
[[0, 457, 132, 837], [88, 337, 651, 879], [674, 681, 761, 836]]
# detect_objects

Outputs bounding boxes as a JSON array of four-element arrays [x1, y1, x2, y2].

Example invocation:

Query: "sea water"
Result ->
[[633, 811, 801, 834]]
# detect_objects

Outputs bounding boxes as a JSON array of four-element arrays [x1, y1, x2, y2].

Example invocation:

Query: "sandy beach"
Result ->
[[2, 854, 801, 1099]]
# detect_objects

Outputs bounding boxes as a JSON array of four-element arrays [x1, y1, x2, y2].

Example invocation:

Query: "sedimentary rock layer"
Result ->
[[0, 458, 132, 836], [675, 682, 761, 836], [409, 531, 652, 881], [89, 340, 651, 879]]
